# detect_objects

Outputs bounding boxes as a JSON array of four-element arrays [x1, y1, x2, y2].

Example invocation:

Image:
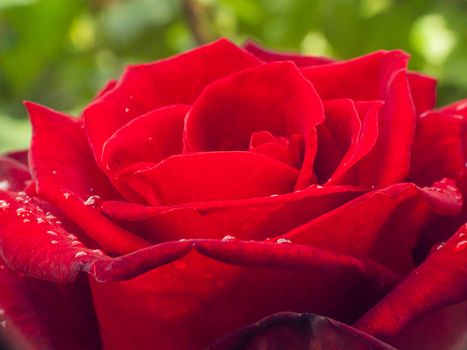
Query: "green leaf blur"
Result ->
[[0, 0, 466, 152]]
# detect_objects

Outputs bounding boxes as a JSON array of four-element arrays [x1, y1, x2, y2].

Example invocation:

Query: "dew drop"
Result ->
[[276, 238, 291, 244], [36, 218, 45, 224], [0, 200, 9, 211], [436, 242, 446, 251], [459, 233, 465, 238], [16, 208, 29, 217], [148, 137, 153, 141], [222, 235, 236, 242], [50, 240, 59, 244], [269, 194, 279, 197], [46, 230, 58, 236], [124, 107, 130, 113], [71, 241, 81, 246], [22, 218, 31, 224], [75, 251, 87, 258], [454, 240, 467, 253], [92, 249, 104, 255], [84, 195, 101, 208], [0, 180, 9, 190], [63, 192, 71, 199], [51, 170, 57, 175]]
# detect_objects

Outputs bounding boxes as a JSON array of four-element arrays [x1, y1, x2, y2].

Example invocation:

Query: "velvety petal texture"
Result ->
[[1, 39, 466, 350], [208, 312, 396, 350]]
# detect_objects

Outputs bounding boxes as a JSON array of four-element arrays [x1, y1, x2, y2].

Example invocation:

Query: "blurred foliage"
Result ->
[[0, 0, 466, 151]]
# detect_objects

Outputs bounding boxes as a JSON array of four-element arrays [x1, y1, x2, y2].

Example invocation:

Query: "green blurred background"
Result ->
[[1, 0, 466, 152]]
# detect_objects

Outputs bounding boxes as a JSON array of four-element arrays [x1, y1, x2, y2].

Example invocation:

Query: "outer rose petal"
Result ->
[[4, 150, 29, 167], [83, 39, 262, 161], [354, 223, 467, 342], [406, 72, 436, 116], [26, 102, 148, 255], [244, 41, 435, 116], [89, 240, 398, 350], [301, 50, 416, 187], [410, 102, 467, 187], [0, 260, 101, 350], [0, 156, 31, 192], [208, 312, 396, 350], [101, 185, 365, 242], [279, 180, 462, 273], [184, 61, 324, 188], [117, 152, 299, 205], [243, 40, 334, 67]]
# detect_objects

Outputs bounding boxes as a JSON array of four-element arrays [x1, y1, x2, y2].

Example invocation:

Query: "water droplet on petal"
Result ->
[[124, 107, 130, 113], [63, 192, 71, 199], [0, 200, 9, 212], [16, 208, 29, 217], [75, 251, 87, 258], [36, 218, 45, 224], [92, 249, 104, 255], [46, 230, 58, 236], [51, 170, 57, 175], [50, 240, 58, 244], [269, 194, 279, 197], [276, 238, 291, 244], [0, 180, 9, 190], [84, 195, 101, 208], [459, 233, 465, 238], [71, 241, 81, 246], [454, 240, 467, 253], [22, 218, 31, 223], [222, 235, 236, 242]]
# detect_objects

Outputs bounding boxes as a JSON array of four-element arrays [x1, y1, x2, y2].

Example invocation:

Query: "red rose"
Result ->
[[0, 39, 466, 350]]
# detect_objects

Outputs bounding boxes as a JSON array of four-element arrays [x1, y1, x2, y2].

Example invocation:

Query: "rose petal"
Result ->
[[354, 223, 467, 340], [208, 311, 396, 350], [184, 61, 324, 188], [117, 152, 299, 206], [0, 156, 31, 192], [315, 99, 383, 185], [389, 302, 467, 350], [326, 100, 382, 185], [410, 107, 467, 187], [83, 39, 261, 160], [0, 260, 101, 350], [302, 50, 415, 186], [0, 190, 109, 281], [26, 102, 149, 255], [94, 79, 117, 100], [89, 239, 398, 350], [249, 131, 303, 168], [5, 150, 29, 167], [279, 180, 462, 273], [243, 40, 334, 67], [244, 40, 435, 118], [101, 185, 364, 242], [406, 72, 436, 116], [101, 105, 189, 174]]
